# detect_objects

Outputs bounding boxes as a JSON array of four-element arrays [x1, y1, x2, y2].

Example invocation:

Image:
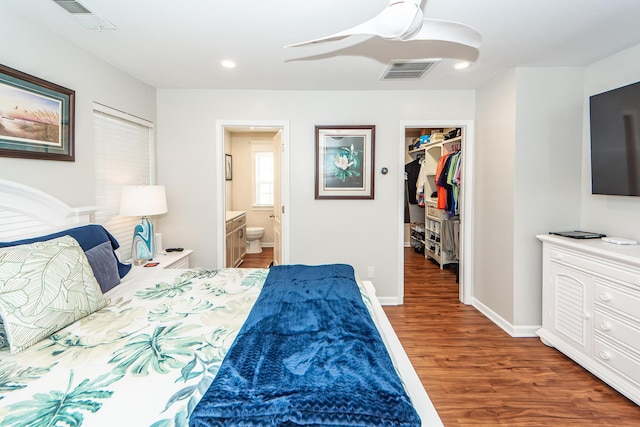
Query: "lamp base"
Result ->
[[131, 217, 155, 264]]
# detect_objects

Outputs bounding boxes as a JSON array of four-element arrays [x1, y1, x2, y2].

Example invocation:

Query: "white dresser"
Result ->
[[537, 234, 640, 405]]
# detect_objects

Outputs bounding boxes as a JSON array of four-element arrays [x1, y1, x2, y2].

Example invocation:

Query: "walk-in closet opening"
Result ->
[[399, 121, 475, 304]]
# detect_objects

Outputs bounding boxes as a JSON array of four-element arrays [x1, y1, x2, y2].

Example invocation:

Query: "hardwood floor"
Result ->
[[383, 248, 640, 426], [239, 247, 274, 268]]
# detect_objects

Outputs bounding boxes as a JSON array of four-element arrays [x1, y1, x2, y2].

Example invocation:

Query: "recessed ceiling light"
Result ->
[[221, 60, 236, 69], [454, 61, 470, 70]]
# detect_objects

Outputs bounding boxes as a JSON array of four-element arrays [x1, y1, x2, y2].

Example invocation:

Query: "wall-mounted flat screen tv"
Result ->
[[590, 80, 640, 196]]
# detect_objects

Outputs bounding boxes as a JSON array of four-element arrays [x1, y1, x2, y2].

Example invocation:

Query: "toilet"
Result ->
[[246, 226, 265, 254]]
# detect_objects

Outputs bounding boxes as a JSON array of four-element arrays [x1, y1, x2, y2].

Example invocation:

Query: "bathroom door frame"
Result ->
[[398, 120, 475, 305], [215, 119, 290, 267]]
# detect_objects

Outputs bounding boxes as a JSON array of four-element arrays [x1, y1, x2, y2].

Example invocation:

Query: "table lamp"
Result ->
[[119, 185, 168, 265]]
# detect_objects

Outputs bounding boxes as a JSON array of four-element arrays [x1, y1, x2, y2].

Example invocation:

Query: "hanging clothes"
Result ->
[[416, 158, 428, 207], [435, 149, 463, 215], [442, 216, 459, 260], [404, 159, 421, 205], [404, 178, 410, 223], [446, 151, 462, 216], [435, 152, 454, 210]]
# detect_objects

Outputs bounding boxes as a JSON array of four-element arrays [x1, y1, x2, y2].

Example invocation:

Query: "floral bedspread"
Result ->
[[0, 267, 268, 427]]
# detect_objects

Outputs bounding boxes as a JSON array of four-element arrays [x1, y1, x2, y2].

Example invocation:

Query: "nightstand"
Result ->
[[135, 249, 193, 269]]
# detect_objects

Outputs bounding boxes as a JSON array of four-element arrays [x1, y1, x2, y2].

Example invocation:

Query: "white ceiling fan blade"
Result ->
[[286, 1, 423, 48], [285, 20, 378, 48], [407, 18, 482, 49]]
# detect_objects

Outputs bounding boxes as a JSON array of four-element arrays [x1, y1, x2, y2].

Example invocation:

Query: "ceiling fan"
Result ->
[[286, 0, 481, 51]]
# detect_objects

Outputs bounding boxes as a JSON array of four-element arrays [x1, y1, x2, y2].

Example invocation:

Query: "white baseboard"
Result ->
[[378, 296, 400, 306], [472, 298, 540, 337]]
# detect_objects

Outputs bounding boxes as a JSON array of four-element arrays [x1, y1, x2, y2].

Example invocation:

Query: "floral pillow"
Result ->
[[0, 235, 107, 353]]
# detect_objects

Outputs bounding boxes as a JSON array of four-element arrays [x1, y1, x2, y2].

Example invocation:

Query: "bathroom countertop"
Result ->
[[225, 211, 245, 222]]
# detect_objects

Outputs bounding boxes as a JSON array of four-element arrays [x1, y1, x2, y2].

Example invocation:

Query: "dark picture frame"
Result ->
[[315, 125, 375, 199], [0, 64, 75, 161], [225, 154, 233, 181]]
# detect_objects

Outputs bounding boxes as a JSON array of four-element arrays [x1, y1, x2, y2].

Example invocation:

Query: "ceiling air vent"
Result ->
[[381, 59, 440, 80], [52, 0, 116, 30]]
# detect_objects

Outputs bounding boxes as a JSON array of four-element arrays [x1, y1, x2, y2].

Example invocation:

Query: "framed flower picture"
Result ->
[[315, 125, 375, 199]]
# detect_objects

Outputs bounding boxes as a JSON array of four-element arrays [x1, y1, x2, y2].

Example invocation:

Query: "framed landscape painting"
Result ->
[[0, 64, 75, 161], [315, 125, 375, 199]]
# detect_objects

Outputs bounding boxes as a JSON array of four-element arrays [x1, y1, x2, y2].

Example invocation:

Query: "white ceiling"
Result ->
[[4, 0, 640, 91]]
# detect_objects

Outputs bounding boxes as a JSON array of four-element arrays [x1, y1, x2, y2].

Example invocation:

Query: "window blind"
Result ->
[[94, 104, 154, 261]]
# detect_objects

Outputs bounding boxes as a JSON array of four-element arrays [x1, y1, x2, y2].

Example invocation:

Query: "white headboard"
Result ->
[[0, 179, 95, 241]]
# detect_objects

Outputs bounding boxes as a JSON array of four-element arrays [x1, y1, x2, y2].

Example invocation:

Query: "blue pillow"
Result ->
[[85, 240, 121, 293], [0, 224, 131, 278]]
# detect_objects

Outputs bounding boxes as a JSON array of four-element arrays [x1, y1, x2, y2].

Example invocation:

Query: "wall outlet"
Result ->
[[367, 266, 375, 278]]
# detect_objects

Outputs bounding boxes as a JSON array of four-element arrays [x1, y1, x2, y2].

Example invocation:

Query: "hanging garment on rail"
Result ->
[[404, 179, 410, 223], [404, 159, 421, 205], [436, 152, 455, 210], [435, 150, 462, 215], [442, 216, 459, 260], [435, 154, 450, 210], [416, 158, 428, 207], [446, 151, 462, 216]]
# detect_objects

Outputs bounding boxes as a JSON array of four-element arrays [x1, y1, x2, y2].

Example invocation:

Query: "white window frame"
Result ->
[[250, 141, 274, 210], [93, 103, 155, 261]]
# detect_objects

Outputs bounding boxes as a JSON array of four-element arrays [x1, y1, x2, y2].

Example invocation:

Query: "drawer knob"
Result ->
[[599, 293, 611, 302], [582, 312, 591, 319], [600, 322, 611, 331], [599, 351, 610, 361], [551, 253, 562, 261], [635, 279, 640, 286]]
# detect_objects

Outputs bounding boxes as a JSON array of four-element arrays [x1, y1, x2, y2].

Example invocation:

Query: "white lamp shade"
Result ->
[[119, 185, 168, 217]]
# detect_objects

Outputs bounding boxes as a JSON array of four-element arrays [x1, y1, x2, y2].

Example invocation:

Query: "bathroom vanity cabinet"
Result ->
[[226, 211, 246, 267]]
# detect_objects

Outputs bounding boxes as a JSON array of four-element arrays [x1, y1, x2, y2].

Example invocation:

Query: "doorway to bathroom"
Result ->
[[216, 120, 290, 269]]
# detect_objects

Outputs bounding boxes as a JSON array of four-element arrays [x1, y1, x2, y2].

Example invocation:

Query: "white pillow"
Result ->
[[0, 235, 107, 353]]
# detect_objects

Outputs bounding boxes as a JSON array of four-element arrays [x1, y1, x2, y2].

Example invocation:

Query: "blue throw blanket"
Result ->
[[189, 264, 421, 426]]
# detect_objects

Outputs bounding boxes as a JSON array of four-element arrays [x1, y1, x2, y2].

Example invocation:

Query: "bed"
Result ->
[[0, 179, 443, 426]]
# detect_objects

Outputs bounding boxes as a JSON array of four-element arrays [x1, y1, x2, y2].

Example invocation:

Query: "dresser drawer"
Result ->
[[225, 220, 233, 233], [233, 215, 246, 229], [594, 311, 640, 353], [549, 247, 640, 290], [594, 338, 640, 385], [594, 281, 640, 320]]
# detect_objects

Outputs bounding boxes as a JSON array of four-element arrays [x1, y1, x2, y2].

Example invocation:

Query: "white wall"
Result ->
[[513, 68, 584, 330], [581, 44, 640, 237], [473, 68, 584, 335], [0, 7, 156, 208], [474, 70, 517, 325], [156, 90, 475, 299]]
